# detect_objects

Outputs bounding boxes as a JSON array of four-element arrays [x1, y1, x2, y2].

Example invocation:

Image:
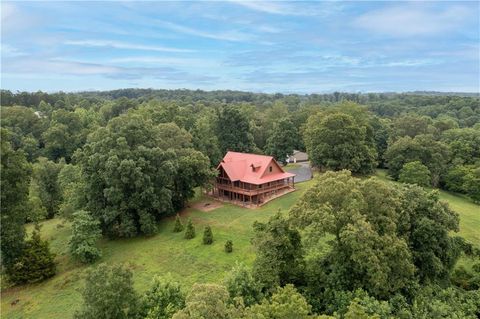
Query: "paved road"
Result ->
[[287, 162, 313, 183]]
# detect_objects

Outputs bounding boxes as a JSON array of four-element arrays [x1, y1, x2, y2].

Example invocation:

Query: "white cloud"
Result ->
[[64, 40, 194, 53], [108, 56, 219, 68], [157, 21, 254, 42], [228, 1, 290, 15], [354, 4, 472, 37], [228, 0, 343, 17], [0, 44, 25, 58]]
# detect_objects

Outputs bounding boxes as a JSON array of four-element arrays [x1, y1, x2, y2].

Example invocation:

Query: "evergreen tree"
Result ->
[[6, 225, 56, 284], [225, 240, 233, 253], [203, 225, 213, 245], [184, 219, 195, 239], [173, 214, 184, 233]]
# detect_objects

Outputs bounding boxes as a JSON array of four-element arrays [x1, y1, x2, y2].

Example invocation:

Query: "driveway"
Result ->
[[285, 162, 313, 183]]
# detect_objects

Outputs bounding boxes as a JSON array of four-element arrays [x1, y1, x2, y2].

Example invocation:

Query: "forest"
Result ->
[[1, 89, 480, 318]]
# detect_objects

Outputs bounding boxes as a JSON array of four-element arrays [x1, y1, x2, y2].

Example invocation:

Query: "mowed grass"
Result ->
[[1, 180, 314, 319]]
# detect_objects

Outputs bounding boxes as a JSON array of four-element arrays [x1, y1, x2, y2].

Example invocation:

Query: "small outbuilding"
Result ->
[[286, 150, 308, 163]]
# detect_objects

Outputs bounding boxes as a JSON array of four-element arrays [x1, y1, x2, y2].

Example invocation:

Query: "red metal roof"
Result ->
[[217, 151, 295, 185]]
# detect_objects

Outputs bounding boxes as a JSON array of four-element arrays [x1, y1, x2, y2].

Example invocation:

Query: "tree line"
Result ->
[[1, 89, 479, 317]]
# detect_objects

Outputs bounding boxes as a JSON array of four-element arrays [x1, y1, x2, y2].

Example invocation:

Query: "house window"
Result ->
[[269, 166, 272, 172]]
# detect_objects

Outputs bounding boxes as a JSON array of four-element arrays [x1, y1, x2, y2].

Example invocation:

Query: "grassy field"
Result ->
[[2, 171, 478, 319], [1, 180, 314, 319]]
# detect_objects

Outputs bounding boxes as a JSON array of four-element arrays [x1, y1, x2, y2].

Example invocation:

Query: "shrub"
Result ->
[[173, 214, 184, 233], [184, 219, 195, 239], [203, 226, 213, 245], [6, 225, 56, 284], [225, 240, 233, 253], [69, 211, 102, 263]]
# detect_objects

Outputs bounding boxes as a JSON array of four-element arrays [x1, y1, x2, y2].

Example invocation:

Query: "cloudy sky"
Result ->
[[1, 1, 479, 93]]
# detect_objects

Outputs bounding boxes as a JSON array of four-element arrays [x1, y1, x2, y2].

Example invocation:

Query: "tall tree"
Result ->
[[42, 109, 86, 162], [216, 105, 255, 154], [247, 285, 314, 319], [290, 170, 463, 303], [191, 111, 222, 166], [304, 112, 377, 174], [172, 284, 244, 319], [6, 225, 57, 284], [141, 274, 186, 319], [385, 134, 449, 186], [77, 113, 212, 237], [0, 129, 31, 267], [264, 118, 299, 164], [75, 263, 139, 319], [69, 211, 102, 263], [32, 157, 63, 218], [398, 161, 431, 187], [252, 213, 305, 292]]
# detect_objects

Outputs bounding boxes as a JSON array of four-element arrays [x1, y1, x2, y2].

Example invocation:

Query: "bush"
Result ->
[[398, 161, 431, 187], [225, 240, 233, 253], [203, 226, 213, 245], [173, 214, 184, 233], [69, 211, 102, 263], [6, 225, 56, 285], [184, 219, 195, 239]]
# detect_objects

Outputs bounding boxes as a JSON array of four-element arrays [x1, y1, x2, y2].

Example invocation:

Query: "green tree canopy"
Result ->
[[172, 283, 243, 319], [252, 213, 305, 292], [6, 225, 57, 285], [398, 161, 431, 187], [75, 263, 139, 319], [265, 118, 299, 165], [216, 105, 255, 154], [223, 262, 262, 306], [304, 105, 377, 174], [32, 157, 63, 219], [141, 274, 186, 319], [1, 129, 31, 267], [385, 134, 449, 187], [76, 113, 213, 237], [247, 284, 313, 319], [290, 171, 462, 302], [69, 211, 102, 263]]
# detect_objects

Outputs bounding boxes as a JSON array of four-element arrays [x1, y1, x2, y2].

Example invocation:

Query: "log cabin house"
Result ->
[[211, 151, 295, 207]]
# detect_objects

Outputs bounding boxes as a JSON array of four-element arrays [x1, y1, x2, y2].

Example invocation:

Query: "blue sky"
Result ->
[[1, 1, 479, 93]]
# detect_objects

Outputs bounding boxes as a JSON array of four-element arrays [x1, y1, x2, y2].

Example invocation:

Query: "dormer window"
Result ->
[[269, 166, 272, 172]]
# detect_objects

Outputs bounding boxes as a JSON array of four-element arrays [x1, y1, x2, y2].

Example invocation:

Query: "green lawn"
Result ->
[[2, 172, 479, 319], [1, 180, 314, 319]]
